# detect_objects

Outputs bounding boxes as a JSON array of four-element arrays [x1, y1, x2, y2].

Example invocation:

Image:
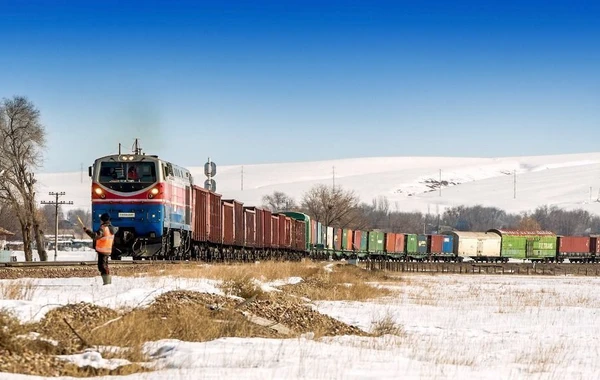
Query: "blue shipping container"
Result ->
[[442, 235, 454, 253]]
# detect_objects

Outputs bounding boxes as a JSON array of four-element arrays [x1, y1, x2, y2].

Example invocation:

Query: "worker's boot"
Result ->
[[101, 274, 112, 285]]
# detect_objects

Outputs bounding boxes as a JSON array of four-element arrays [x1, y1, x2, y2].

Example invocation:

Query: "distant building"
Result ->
[[0, 227, 15, 250]]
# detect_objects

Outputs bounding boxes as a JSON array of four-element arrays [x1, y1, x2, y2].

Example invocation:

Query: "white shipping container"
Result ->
[[326, 226, 334, 250], [452, 231, 501, 258]]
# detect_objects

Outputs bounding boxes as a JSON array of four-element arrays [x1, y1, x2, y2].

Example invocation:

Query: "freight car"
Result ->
[[89, 145, 307, 261], [89, 143, 600, 264]]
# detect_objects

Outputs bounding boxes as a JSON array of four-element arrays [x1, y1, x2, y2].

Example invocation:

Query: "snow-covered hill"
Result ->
[[36, 152, 600, 216]]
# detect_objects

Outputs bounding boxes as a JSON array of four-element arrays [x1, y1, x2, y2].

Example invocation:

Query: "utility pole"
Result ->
[[332, 166, 335, 190], [41, 192, 73, 261], [439, 169, 442, 197], [513, 170, 516, 199], [241, 166, 244, 191]]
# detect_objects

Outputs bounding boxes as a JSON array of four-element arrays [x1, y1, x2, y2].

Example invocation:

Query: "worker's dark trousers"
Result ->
[[97, 253, 109, 275]]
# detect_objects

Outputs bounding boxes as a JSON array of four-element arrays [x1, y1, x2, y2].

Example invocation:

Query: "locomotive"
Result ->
[[89, 143, 193, 259]]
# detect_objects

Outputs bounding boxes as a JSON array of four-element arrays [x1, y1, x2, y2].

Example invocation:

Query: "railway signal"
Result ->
[[204, 157, 217, 192]]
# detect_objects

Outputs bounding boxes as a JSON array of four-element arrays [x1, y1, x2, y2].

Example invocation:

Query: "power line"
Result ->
[[41, 192, 73, 261]]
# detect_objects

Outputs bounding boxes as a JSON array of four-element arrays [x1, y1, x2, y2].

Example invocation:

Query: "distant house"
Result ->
[[0, 227, 15, 250]]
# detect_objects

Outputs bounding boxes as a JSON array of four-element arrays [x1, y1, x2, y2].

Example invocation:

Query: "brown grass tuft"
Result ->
[[0, 280, 36, 300], [283, 263, 393, 301], [220, 273, 265, 300], [371, 314, 405, 337]]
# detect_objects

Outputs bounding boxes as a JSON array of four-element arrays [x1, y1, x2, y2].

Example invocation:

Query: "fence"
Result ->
[[361, 261, 600, 277]]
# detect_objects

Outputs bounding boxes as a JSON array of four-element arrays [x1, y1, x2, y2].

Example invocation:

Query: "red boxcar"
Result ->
[[264, 209, 273, 248], [192, 186, 209, 242], [208, 191, 222, 243], [277, 214, 291, 248], [243, 207, 256, 248], [428, 234, 445, 253], [558, 236, 590, 254], [395, 234, 404, 254], [591, 236, 600, 254], [291, 219, 306, 251], [223, 199, 244, 246], [222, 201, 234, 245], [334, 228, 342, 250], [385, 233, 396, 253], [253, 207, 264, 248], [353, 230, 362, 251], [272, 214, 280, 248], [346, 230, 353, 251]]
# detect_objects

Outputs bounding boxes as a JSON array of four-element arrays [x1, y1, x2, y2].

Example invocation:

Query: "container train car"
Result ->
[[89, 146, 600, 263]]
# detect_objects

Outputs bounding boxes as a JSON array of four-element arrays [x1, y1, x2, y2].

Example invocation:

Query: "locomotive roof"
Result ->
[[487, 229, 556, 236], [94, 154, 190, 171]]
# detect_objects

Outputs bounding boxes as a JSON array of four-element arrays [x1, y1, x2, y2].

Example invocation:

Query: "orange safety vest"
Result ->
[[96, 225, 114, 255]]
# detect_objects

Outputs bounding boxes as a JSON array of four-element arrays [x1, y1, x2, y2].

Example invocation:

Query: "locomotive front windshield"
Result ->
[[98, 161, 157, 192]]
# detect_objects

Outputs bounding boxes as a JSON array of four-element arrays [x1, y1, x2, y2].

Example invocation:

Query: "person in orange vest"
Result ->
[[83, 213, 118, 285]]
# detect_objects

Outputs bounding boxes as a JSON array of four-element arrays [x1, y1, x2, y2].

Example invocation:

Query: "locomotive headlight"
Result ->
[[148, 187, 159, 199], [94, 187, 103, 195]]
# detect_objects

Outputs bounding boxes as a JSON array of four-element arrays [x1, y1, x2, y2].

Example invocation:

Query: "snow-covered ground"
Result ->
[[37, 152, 600, 216], [1, 273, 600, 379]]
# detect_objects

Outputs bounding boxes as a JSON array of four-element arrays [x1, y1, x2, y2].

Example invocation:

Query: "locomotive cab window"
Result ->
[[98, 161, 157, 192]]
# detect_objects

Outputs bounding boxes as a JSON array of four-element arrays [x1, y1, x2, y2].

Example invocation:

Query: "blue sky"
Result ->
[[1, 0, 598, 172]]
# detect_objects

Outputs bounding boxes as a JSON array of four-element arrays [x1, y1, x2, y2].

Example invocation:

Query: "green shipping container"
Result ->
[[491, 229, 557, 260], [368, 231, 385, 252], [360, 232, 368, 251], [500, 235, 556, 259], [405, 234, 418, 254]]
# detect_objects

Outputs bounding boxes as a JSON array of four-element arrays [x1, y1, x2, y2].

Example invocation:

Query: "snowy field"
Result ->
[[36, 152, 600, 216], [1, 272, 600, 379]]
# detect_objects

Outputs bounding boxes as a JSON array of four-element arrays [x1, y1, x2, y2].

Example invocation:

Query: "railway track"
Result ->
[[2, 259, 600, 278], [361, 261, 600, 276]]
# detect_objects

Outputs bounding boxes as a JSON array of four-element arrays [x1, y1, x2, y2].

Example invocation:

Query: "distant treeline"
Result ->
[[262, 188, 600, 236]]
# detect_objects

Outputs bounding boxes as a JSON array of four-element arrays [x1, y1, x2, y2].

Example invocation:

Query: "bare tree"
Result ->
[[300, 184, 360, 228], [517, 216, 542, 231], [0, 202, 22, 240], [0, 96, 47, 261], [40, 204, 64, 232], [261, 191, 297, 212]]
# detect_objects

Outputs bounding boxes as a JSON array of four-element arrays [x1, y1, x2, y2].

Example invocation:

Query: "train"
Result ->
[[88, 146, 600, 263]]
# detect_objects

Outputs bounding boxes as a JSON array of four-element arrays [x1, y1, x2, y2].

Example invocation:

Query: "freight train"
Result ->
[[88, 147, 600, 263]]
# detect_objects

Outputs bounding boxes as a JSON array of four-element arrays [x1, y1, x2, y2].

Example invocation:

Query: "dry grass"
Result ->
[[282, 264, 394, 301], [0, 280, 36, 300], [87, 293, 281, 359], [370, 314, 405, 337], [129, 260, 323, 282], [220, 273, 265, 299]]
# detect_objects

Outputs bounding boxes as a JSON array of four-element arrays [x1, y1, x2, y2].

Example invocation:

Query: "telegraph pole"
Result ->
[[332, 166, 335, 190], [41, 192, 73, 261], [439, 169, 442, 197], [513, 170, 516, 199]]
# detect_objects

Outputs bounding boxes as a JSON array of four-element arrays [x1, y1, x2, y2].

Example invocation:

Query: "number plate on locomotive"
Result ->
[[118, 212, 135, 218]]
